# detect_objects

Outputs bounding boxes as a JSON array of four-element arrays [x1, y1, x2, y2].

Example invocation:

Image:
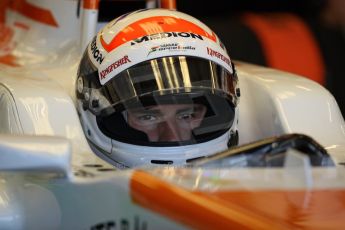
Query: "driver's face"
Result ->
[[127, 104, 206, 142]]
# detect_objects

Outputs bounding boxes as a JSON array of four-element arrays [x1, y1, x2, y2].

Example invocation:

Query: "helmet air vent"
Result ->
[[151, 160, 173, 165]]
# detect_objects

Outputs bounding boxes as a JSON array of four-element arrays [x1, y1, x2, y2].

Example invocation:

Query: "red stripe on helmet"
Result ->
[[100, 16, 217, 52]]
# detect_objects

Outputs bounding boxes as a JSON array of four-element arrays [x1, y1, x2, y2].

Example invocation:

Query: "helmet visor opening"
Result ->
[[95, 56, 238, 146], [97, 93, 235, 146]]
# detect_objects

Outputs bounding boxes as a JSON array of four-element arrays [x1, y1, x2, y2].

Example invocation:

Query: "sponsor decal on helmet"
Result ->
[[99, 34, 232, 85], [148, 43, 195, 56], [131, 32, 203, 46], [207, 47, 231, 66], [100, 55, 131, 80], [90, 37, 104, 64], [100, 15, 217, 52]]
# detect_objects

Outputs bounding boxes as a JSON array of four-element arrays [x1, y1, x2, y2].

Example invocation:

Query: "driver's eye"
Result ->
[[138, 114, 157, 121], [177, 112, 194, 120]]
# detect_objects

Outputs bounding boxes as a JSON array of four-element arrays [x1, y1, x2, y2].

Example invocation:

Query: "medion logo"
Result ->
[[90, 38, 104, 64], [100, 55, 131, 80], [207, 47, 230, 66], [131, 32, 203, 45]]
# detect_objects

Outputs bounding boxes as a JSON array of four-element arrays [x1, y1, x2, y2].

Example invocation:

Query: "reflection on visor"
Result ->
[[102, 56, 238, 108]]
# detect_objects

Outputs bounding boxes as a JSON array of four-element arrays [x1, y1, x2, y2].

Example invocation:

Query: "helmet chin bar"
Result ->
[[110, 131, 231, 168], [88, 140, 129, 169], [78, 99, 239, 168]]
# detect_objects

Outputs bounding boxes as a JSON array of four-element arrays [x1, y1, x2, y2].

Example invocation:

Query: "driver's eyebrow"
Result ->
[[176, 107, 194, 114], [176, 105, 204, 114], [129, 108, 161, 115]]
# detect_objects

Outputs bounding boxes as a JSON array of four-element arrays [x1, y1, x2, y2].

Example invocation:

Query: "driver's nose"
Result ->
[[158, 120, 183, 142]]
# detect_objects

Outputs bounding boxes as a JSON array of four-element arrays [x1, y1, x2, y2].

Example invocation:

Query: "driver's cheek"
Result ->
[[177, 120, 194, 138], [190, 119, 203, 129], [141, 124, 161, 142], [128, 120, 160, 142]]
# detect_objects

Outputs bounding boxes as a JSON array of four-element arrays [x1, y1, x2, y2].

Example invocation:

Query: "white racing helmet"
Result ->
[[76, 8, 240, 168]]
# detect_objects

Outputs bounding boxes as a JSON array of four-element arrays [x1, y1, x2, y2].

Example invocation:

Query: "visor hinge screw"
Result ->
[[91, 100, 99, 108], [236, 88, 241, 97]]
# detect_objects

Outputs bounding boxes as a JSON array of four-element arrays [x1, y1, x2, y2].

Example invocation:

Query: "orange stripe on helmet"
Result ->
[[83, 0, 100, 10], [243, 13, 325, 85], [9, 0, 58, 27], [100, 16, 217, 52]]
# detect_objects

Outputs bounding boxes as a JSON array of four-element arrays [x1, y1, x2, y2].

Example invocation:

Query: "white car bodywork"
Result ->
[[0, 1, 345, 229]]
